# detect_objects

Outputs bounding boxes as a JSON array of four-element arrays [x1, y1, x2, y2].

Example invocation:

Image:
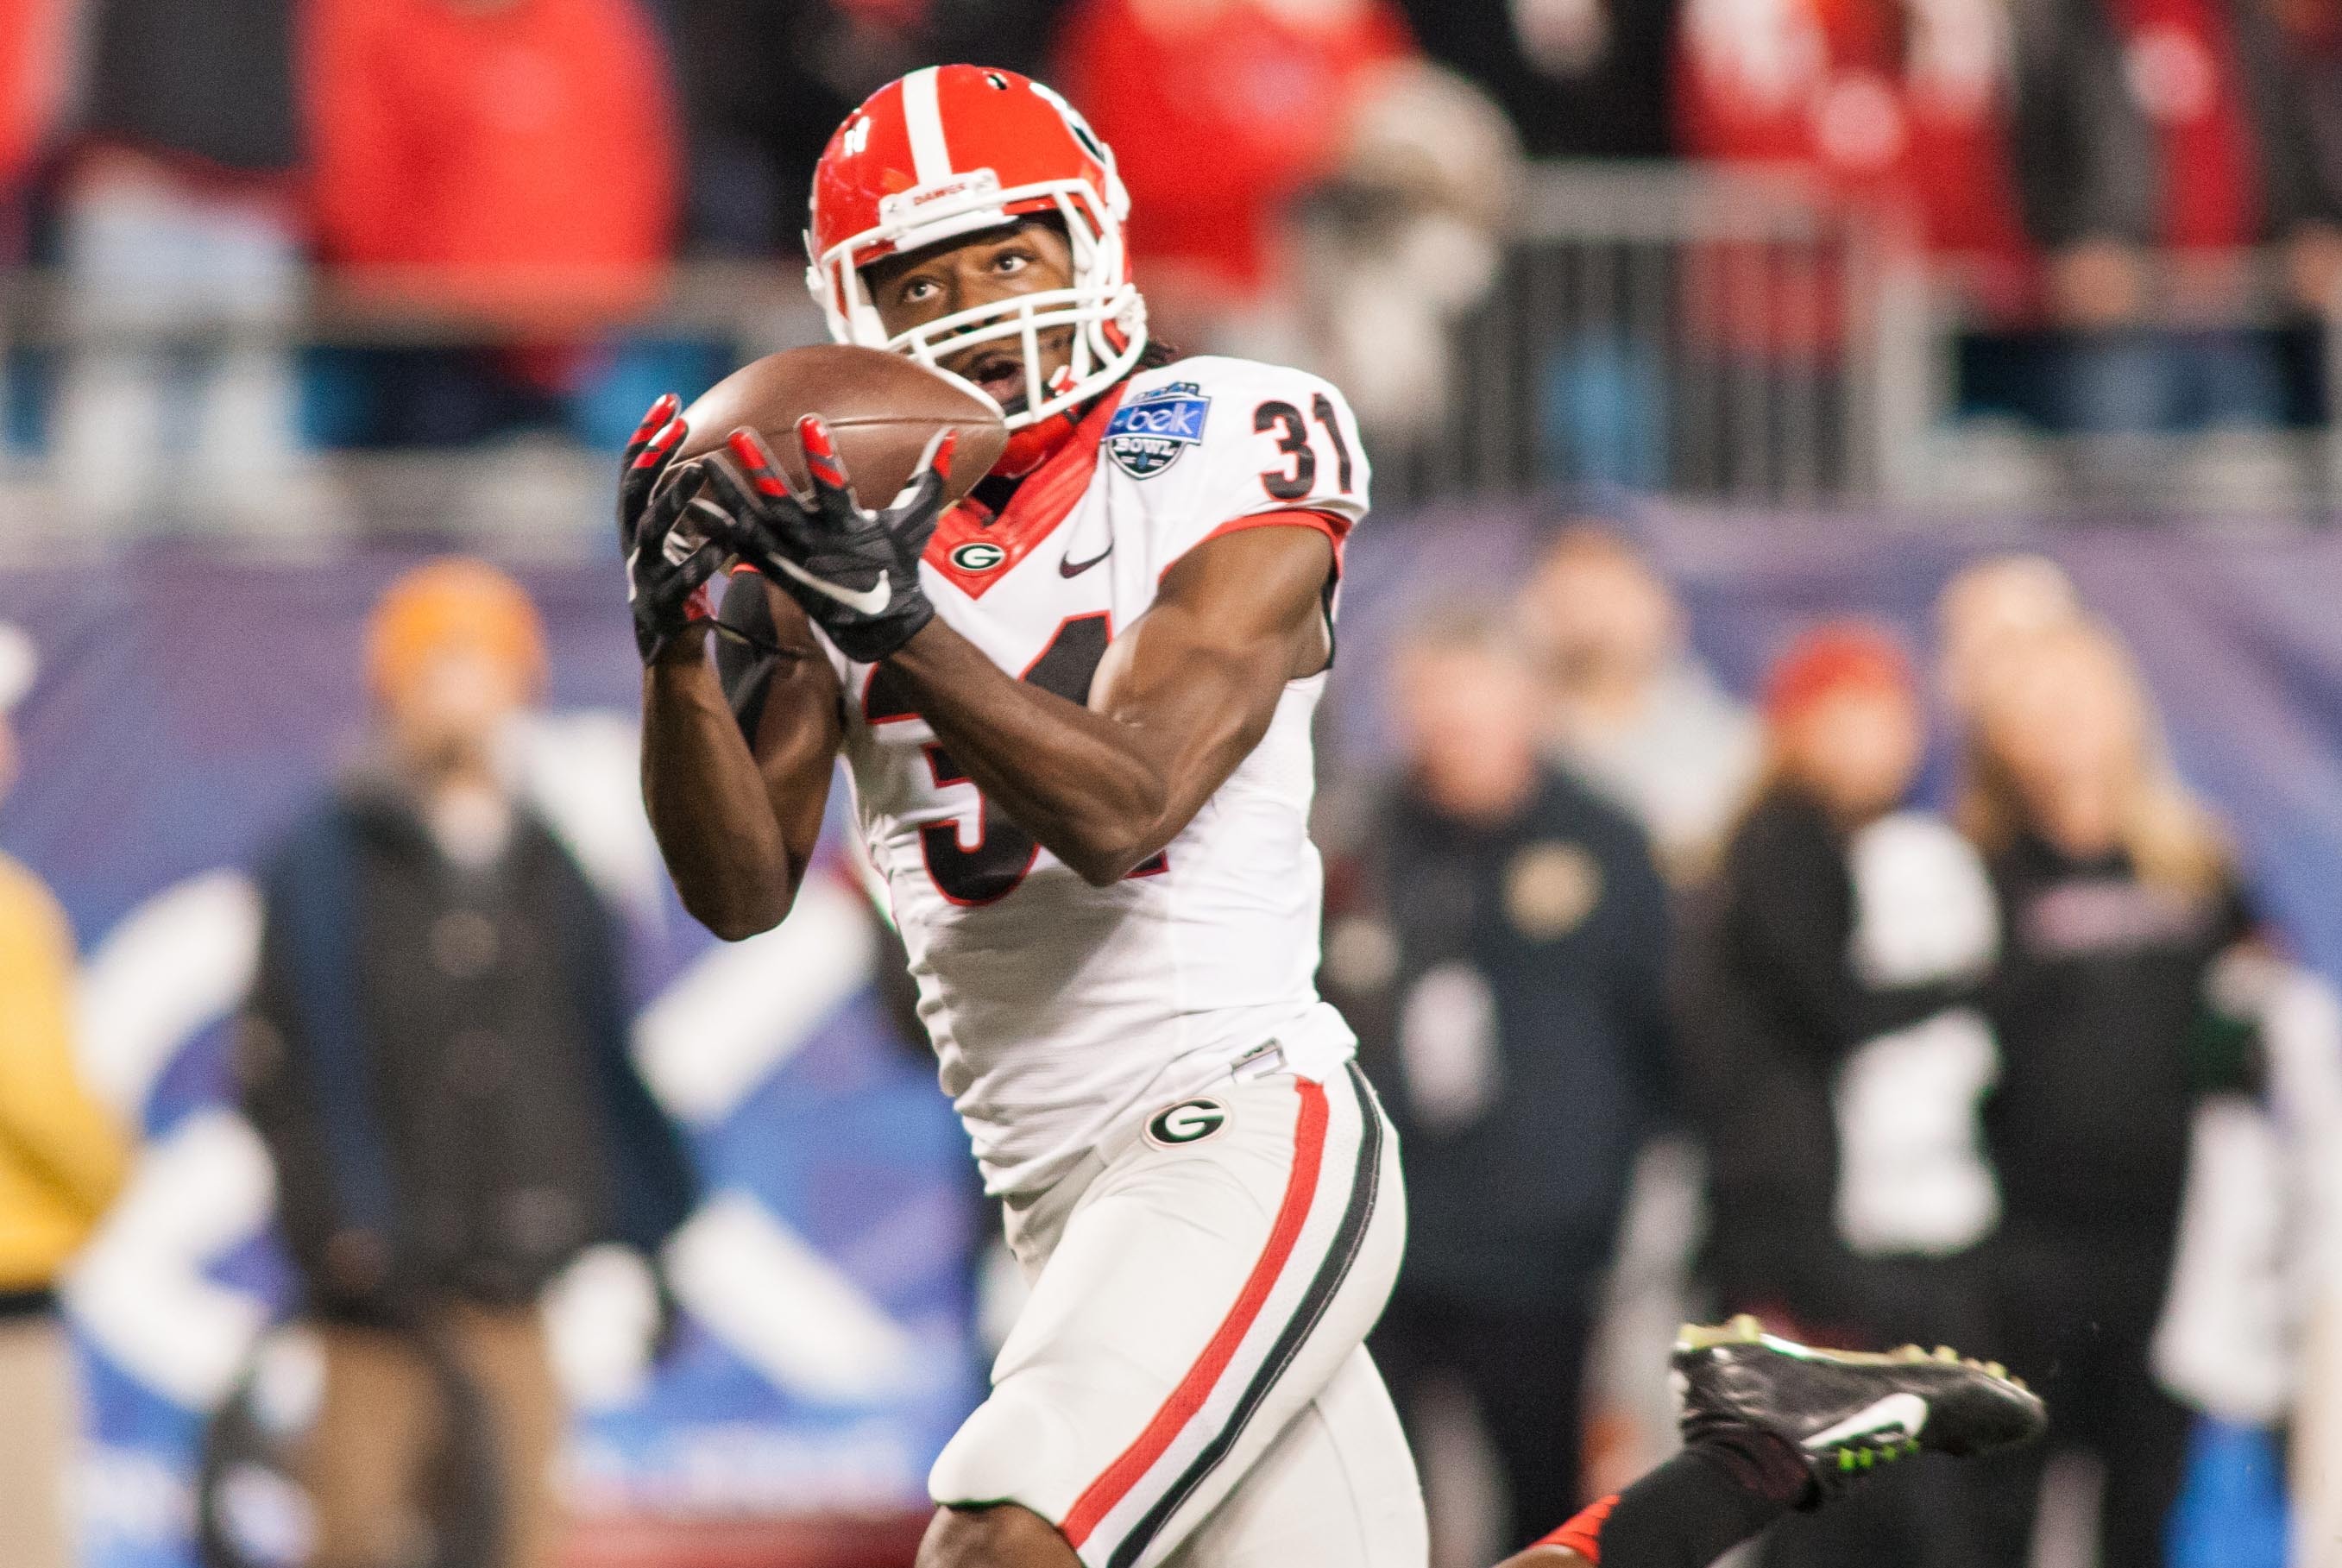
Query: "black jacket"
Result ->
[[1395, 0, 1679, 160], [1980, 832, 2255, 1239], [1675, 786, 1970, 1322], [1347, 768, 1673, 1302], [240, 784, 697, 1323], [80, 0, 299, 175]]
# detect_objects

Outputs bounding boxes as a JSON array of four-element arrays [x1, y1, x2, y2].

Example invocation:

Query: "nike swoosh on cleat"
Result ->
[[773, 557, 891, 615], [1060, 544, 1112, 577], [1802, 1392, 1929, 1451]]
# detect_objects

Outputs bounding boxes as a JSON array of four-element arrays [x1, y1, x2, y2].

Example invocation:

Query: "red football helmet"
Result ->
[[806, 66, 1148, 431]]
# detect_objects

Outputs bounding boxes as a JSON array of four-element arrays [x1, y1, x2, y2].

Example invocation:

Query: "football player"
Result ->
[[619, 66, 2043, 1568]]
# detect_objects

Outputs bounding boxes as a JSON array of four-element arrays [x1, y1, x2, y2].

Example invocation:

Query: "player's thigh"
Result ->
[[1166, 1345, 1427, 1568], [931, 1064, 1406, 1568]]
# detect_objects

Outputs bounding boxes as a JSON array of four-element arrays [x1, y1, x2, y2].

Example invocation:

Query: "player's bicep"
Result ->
[[715, 570, 841, 853], [1092, 526, 1332, 795]]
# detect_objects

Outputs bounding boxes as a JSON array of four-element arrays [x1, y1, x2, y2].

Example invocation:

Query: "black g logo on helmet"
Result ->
[[1144, 1098, 1227, 1148]]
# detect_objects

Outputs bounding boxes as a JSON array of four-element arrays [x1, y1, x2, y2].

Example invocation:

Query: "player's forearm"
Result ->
[[886, 619, 1174, 885], [641, 645, 804, 938]]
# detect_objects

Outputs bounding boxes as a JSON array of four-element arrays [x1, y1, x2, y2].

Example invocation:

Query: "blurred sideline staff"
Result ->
[[1961, 617, 2264, 1567], [236, 562, 696, 1568], [1517, 523, 1760, 878], [0, 624, 135, 1568], [1675, 623, 2000, 1568], [1332, 606, 1673, 1554]]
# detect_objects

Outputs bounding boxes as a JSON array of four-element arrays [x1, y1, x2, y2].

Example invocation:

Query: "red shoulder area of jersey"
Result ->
[[924, 381, 1130, 599]]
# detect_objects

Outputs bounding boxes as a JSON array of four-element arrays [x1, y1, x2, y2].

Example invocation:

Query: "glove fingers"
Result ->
[[635, 455, 706, 559], [675, 538, 729, 595], [620, 411, 689, 545], [905, 428, 958, 507], [724, 428, 806, 506], [700, 450, 802, 558], [791, 415, 865, 532], [697, 448, 759, 515], [880, 429, 954, 558], [623, 393, 680, 465], [899, 427, 959, 511]]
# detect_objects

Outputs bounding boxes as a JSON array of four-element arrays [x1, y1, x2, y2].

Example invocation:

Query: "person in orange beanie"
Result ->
[[1674, 620, 2010, 1567], [238, 560, 695, 1568]]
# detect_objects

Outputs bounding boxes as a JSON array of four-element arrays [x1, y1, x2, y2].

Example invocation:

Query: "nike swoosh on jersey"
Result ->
[[1802, 1392, 1929, 1450], [772, 556, 891, 616], [1059, 543, 1112, 577]]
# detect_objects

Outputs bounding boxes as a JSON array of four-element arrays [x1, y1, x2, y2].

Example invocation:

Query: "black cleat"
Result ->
[[1672, 1315, 2048, 1502]]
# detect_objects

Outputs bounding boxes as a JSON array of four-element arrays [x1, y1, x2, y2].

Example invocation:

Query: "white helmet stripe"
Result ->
[[900, 66, 954, 186]]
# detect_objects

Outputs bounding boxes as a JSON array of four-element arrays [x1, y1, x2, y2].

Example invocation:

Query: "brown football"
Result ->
[[676, 343, 1009, 509]]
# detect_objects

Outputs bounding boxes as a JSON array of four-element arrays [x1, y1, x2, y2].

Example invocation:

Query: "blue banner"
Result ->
[[0, 551, 985, 1568]]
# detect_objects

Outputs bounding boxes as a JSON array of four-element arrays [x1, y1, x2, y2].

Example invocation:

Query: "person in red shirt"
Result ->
[[303, 0, 681, 441], [1053, 0, 1412, 345], [0, 0, 73, 224], [1675, 0, 2037, 327]]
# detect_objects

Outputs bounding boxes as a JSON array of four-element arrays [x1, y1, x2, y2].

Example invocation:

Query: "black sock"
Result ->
[[1535, 1429, 1810, 1565]]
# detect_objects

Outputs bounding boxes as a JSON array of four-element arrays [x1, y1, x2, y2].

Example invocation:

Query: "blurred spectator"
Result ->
[[1933, 551, 2081, 724], [675, 0, 1066, 255], [0, 622, 134, 1568], [304, 0, 681, 445], [1339, 606, 1672, 1555], [1671, 0, 2034, 479], [1516, 523, 1760, 876], [1289, 60, 1523, 443], [1055, 0, 1410, 347], [53, 0, 304, 525], [2282, 0, 2342, 288], [236, 561, 696, 1568], [0, 0, 76, 243], [1683, 0, 2031, 257], [1678, 622, 1951, 1330], [2010, 0, 2342, 434], [1674, 620, 1995, 1565], [1676, 0, 2035, 308], [1399, 0, 1679, 158], [1960, 617, 2261, 1566]]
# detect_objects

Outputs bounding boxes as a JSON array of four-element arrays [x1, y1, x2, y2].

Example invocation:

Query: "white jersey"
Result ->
[[826, 356, 1370, 1196]]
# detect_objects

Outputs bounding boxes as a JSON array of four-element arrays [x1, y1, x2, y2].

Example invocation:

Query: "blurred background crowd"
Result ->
[[26, 0, 2342, 526], [2, 3, 2342, 1568]]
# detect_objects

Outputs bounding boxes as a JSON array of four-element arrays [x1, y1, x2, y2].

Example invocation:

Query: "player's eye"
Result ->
[[901, 278, 940, 303], [993, 251, 1030, 274]]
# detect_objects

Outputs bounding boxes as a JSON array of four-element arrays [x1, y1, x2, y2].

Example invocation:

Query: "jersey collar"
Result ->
[[927, 381, 1130, 600]]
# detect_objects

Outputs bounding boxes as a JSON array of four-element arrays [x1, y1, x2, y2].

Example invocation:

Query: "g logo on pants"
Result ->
[[1144, 1098, 1228, 1148]]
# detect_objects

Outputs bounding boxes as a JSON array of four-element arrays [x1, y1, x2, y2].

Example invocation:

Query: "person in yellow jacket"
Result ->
[[0, 622, 132, 1568]]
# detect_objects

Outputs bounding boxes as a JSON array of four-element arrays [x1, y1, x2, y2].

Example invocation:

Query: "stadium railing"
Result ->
[[5, 164, 2340, 551]]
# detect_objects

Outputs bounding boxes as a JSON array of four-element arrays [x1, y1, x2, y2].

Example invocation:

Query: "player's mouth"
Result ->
[[950, 348, 1031, 414]]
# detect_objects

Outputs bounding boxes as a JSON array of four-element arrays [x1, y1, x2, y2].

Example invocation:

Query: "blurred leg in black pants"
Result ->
[[1373, 1287, 1594, 1556], [1970, 1227, 2193, 1568]]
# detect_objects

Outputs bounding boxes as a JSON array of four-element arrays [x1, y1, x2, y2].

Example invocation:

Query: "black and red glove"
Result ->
[[618, 394, 727, 664], [701, 415, 955, 664]]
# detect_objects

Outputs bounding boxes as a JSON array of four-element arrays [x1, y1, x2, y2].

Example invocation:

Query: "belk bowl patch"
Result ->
[[1105, 383, 1210, 479]]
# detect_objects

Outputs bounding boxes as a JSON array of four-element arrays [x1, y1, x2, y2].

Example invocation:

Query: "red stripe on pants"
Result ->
[[1060, 1079, 1332, 1548]]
